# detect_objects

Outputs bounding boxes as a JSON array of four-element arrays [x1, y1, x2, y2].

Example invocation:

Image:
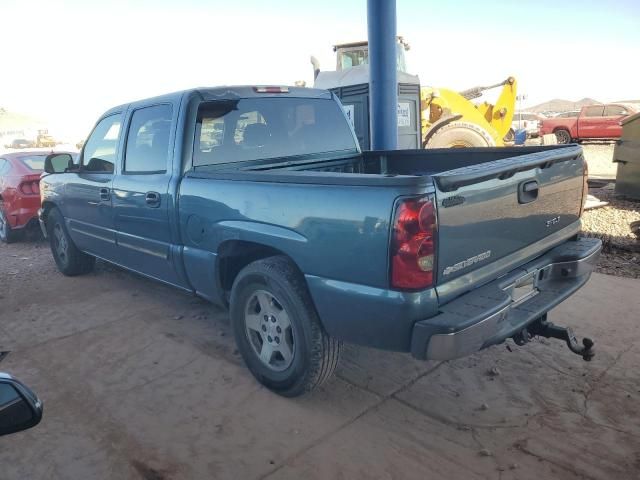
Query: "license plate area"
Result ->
[[504, 271, 539, 305]]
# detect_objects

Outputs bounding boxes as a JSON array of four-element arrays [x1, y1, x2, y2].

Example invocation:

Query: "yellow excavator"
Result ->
[[421, 77, 517, 147], [312, 38, 517, 149]]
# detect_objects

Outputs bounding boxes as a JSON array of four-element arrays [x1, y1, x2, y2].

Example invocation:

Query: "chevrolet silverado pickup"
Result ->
[[541, 103, 637, 144], [39, 86, 601, 396]]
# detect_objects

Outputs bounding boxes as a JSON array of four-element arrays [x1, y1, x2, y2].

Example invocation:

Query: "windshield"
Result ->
[[338, 49, 369, 69], [194, 97, 357, 166]]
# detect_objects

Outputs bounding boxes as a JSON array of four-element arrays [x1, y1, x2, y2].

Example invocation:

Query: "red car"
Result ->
[[540, 103, 637, 144], [0, 151, 74, 243]]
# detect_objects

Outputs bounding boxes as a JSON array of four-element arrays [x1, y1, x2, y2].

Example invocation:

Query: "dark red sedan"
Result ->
[[0, 151, 75, 243]]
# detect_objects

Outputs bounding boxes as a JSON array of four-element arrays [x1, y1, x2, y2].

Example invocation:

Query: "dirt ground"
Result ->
[[1, 239, 639, 480]]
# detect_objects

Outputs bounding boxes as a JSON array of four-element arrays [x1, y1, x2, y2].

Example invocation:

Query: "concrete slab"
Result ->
[[0, 240, 639, 480]]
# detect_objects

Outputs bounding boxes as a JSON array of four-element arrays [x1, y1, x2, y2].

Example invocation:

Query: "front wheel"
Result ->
[[46, 208, 95, 276], [230, 256, 341, 397]]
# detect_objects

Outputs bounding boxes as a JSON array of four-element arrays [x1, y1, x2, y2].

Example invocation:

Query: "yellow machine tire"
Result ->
[[424, 121, 496, 148]]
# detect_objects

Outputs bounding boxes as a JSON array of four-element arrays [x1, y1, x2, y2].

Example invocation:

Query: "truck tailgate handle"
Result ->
[[145, 191, 161, 207], [518, 180, 538, 204]]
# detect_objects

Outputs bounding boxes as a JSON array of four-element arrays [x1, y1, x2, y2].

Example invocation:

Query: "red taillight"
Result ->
[[391, 196, 437, 290], [19, 181, 39, 195]]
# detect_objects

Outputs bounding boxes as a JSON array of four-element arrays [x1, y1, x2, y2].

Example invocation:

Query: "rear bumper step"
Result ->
[[410, 237, 602, 360]]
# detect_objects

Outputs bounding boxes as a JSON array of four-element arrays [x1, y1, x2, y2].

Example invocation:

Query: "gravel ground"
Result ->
[[582, 185, 640, 279], [577, 142, 640, 279], [582, 143, 617, 179]]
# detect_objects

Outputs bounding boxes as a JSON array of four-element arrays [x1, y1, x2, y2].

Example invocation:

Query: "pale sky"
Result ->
[[1, 0, 638, 140]]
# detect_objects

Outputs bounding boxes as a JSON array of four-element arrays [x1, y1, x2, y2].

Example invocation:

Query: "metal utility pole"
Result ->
[[367, 0, 397, 150]]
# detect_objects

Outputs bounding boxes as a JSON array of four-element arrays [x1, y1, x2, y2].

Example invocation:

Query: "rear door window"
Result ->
[[124, 104, 173, 173], [604, 105, 628, 116]]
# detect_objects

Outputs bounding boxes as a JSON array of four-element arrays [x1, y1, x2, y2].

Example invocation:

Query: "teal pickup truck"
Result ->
[[39, 86, 601, 396]]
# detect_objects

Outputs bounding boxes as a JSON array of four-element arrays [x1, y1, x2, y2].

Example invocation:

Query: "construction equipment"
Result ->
[[312, 39, 518, 149], [35, 130, 57, 148]]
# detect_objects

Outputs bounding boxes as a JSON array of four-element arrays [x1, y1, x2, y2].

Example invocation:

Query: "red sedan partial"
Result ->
[[0, 151, 74, 243]]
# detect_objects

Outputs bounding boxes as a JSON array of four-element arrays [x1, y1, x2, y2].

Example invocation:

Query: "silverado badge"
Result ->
[[443, 250, 492, 276]]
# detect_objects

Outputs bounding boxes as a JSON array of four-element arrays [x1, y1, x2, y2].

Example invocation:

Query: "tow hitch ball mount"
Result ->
[[512, 315, 595, 361]]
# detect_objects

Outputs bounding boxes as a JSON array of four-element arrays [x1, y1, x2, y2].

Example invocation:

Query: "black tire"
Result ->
[[0, 207, 21, 244], [554, 129, 572, 144], [46, 208, 95, 276], [425, 121, 496, 148], [230, 255, 341, 397]]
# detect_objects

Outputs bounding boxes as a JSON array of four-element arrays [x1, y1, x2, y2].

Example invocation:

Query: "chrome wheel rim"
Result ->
[[556, 131, 570, 144], [53, 224, 68, 264], [244, 290, 294, 372]]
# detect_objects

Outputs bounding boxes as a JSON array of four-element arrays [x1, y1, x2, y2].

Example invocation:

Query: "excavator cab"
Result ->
[[313, 37, 422, 150], [312, 37, 518, 150], [334, 38, 409, 73]]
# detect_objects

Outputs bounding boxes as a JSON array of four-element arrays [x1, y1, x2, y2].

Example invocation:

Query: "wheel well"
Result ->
[[218, 241, 300, 294], [40, 201, 56, 226], [553, 127, 570, 133]]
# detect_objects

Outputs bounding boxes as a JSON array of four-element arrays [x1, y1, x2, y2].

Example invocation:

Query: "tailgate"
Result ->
[[433, 145, 585, 284]]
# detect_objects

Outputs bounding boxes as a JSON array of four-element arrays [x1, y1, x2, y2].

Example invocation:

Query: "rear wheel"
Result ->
[[554, 129, 572, 144], [0, 207, 21, 244], [425, 121, 496, 148], [230, 255, 341, 397], [46, 208, 95, 276]]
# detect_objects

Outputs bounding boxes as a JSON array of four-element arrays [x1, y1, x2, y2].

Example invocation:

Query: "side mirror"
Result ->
[[44, 153, 74, 174], [0, 373, 43, 436]]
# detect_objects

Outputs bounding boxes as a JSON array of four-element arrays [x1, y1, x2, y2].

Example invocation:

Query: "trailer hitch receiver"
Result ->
[[513, 316, 595, 361]]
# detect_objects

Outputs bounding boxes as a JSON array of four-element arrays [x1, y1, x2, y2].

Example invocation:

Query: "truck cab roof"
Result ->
[[103, 86, 333, 117]]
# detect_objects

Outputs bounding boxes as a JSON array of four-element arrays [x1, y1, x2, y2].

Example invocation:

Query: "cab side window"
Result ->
[[584, 106, 604, 117], [124, 104, 173, 173], [82, 114, 122, 173], [604, 105, 628, 117]]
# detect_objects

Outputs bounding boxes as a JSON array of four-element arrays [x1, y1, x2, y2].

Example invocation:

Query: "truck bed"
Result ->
[[189, 144, 586, 299]]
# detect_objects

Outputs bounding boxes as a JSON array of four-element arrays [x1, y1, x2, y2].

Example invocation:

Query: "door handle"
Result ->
[[518, 180, 538, 204], [145, 191, 161, 207], [99, 188, 111, 201]]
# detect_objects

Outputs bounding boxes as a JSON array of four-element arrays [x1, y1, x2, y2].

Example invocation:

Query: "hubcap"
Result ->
[[557, 131, 569, 144], [244, 290, 294, 372], [53, 224, 68, 264]]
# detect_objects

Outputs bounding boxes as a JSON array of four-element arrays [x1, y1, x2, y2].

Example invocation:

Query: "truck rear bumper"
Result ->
[[410, 237, 602, 360]]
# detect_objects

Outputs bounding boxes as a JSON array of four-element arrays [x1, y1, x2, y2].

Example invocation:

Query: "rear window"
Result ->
[[19, 155, 47, 171], [194, 97, 357, 166]]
